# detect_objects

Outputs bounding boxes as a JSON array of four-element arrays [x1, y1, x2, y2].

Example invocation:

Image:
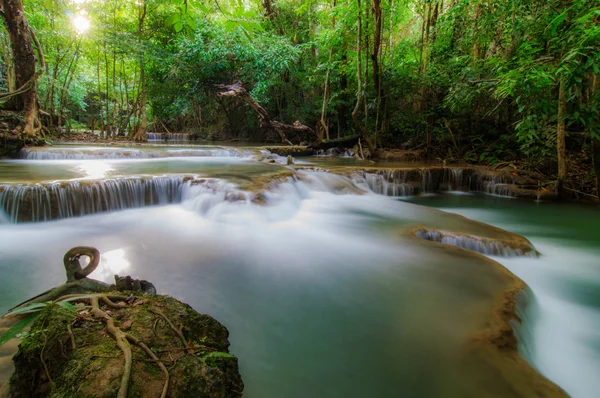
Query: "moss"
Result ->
[[9, 293, 243, 398]]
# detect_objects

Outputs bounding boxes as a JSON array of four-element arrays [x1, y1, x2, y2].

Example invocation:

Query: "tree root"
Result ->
[[89, 296, 132, 398], [63, 294, 171, 398], [66, 324, 76, 350], [149, 309, 191, 353], [125, 335, 169, 398], [40, 333, 53, 388]]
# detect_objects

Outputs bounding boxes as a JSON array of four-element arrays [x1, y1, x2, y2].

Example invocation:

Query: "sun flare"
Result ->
[[72, 15, 90, 34]]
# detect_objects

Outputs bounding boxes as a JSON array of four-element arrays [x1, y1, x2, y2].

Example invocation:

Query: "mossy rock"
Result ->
[[8, 294, 243, 398]]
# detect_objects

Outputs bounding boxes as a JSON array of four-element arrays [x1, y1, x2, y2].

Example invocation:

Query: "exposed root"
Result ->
[[40, 333, 53, 388], [66, 324, 76, 350], [99, 296, 127, 309], [63, 294, 172, 398], [89, 296, 132, 398], [125, 334, 169, 398], [150, 310, 191, 353]]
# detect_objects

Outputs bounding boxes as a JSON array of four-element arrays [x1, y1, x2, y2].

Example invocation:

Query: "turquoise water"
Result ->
[[1, 146, 599, 397], [407, 193, 600, 398]]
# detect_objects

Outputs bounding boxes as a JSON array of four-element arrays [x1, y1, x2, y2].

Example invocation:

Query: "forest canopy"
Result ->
[[1, 0, 599, 194]]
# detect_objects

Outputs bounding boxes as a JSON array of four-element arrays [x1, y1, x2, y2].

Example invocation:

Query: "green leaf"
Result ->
[[174, 21, 184, 33], [7, 302, 48, 316], [56, 301, 77, 314], [0, 313, 40, 347]]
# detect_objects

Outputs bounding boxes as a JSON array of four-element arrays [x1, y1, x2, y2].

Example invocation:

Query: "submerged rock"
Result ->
[[7, 294, 243, 398]]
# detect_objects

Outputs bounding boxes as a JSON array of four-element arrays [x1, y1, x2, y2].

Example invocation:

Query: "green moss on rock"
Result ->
[[9, 294, 243, 398]]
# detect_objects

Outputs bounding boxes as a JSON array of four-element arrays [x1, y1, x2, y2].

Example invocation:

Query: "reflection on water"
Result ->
[[1, 145, 599, 397], [91, 248, 131, 282], [0, 185, 511, 398], [73, 161, 115, 179]]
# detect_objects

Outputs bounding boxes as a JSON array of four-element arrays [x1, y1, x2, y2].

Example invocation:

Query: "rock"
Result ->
[[8, 294, 244, 398], [114, 275, 157, 295]]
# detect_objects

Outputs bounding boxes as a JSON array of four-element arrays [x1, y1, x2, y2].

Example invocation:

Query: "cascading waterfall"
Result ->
[[353, 170, 414, 196], [353, 167, 476, 197], [474, 172, 518, 196], [351, 167, 524, 198], [413, 228, 537, 257], [146, 132, 191, 142], [0, 176, 188, 222], [18, 147, 242, 160], [0, 176, 256, 223]]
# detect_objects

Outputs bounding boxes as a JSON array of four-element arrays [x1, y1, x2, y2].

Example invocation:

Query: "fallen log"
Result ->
[[215, 81, 315, 145], [307, 134, 360, 150]]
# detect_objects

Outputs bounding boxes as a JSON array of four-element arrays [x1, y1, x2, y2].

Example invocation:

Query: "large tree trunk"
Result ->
[[556, 78, 567, 199], [351, 0, 375, 154], [1, 0, 42, 137], [133, 1, 148, 142], [216, 81, 315, 145]]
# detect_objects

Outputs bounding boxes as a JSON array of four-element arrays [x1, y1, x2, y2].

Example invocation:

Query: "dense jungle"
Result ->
[[0, 1, 599, 398]]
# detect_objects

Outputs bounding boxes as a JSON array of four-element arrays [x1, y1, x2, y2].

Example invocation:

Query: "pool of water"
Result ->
[[407, 193, 600, 398], [1, 145, 599, 397]]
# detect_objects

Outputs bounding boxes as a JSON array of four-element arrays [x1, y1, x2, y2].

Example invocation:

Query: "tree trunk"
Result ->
[[421, 1, 432, 75], [351, 0, 375, 154], [1, 0, 42, 136], [557, 77, 567, 198], [472, 4, 481, 61], [133, 1, 148, 142]]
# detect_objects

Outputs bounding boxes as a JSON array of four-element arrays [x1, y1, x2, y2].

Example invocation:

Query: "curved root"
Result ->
[[89, 296, 132, 398], [79, 295, 170, 398]]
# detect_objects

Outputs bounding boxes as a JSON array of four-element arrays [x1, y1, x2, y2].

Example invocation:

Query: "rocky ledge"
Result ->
[[6, 294, 243, 398], [0, 247, 243, 398]]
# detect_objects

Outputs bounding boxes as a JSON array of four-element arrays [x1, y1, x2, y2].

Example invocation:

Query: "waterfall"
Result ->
[[353, 170, 414, 196], [18, 147, 243, 160], [352, 167, 522, 198], [0, 176, 188, 223], [413, 228, 537, 257], [20, 147, 156, 160], [0, 175, 259, 223], [354, 167, 476, 197], [182, 179, 254, 215], [476, 172, 518, 196], [146, 132, 191, 142]]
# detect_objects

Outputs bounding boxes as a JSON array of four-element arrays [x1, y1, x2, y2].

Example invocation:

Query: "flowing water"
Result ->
[[0, 144, 599, 397]]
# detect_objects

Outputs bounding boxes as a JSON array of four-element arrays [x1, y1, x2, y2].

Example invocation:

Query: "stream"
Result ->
[[1, 144, 599, 397]]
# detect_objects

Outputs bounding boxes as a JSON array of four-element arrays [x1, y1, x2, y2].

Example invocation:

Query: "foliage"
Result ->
[[0, 0, 597, 177], [0, 300, 76, 347]]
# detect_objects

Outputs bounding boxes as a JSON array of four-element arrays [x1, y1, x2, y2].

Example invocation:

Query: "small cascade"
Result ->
[[182, 179, 253, 215], [146, 132, 163, 141], [0, 175, 260, 223], [414, 229, 536, 257], [354, 167, 476, 197], [0, 176, 189, 223], [146, 132, 191, 142], [20, 147, 155, 160], [440, 168, 472, 192], [353, 170, 414, 196], [18, 147, 242, 160], [476, 173, 518, 196], [420, 169, 434, 193]]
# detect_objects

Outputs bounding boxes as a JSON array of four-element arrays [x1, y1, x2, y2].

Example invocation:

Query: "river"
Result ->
[[0, 143, 598, 397]]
